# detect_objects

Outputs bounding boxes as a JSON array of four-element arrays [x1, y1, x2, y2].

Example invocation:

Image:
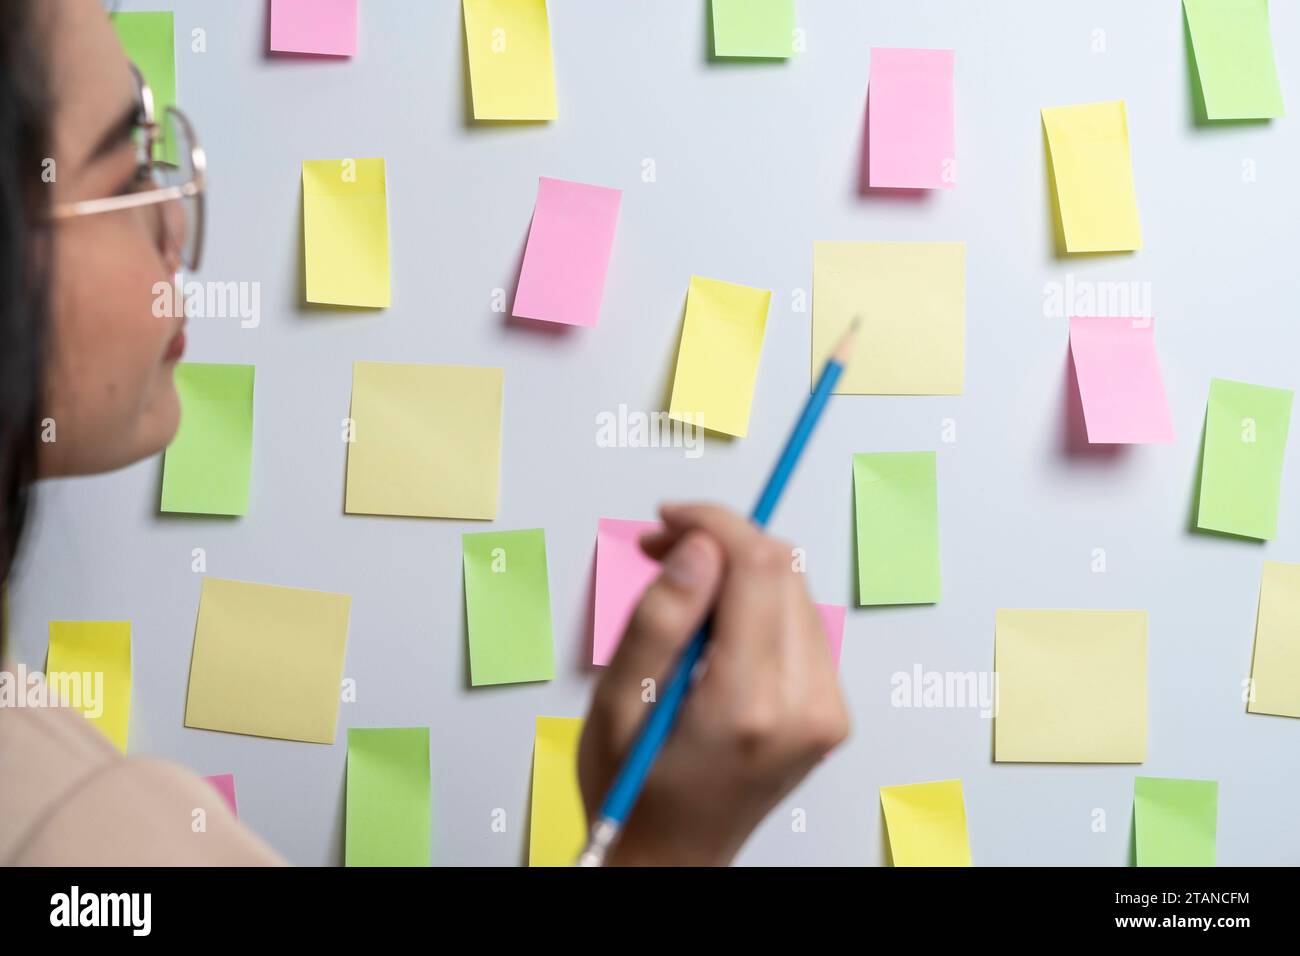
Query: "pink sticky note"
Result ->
[[1069, 316, 1175, 444], [203, 773, 239, 817], [270, 0, 357, 57], [593, 518, 661, 666], [816, 604, 846, 668], [868, 48, 956, 189], [513, 177, 623, 328]]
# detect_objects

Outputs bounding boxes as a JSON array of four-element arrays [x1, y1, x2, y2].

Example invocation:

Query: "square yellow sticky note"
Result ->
[[302, 158, 390, 307], [668, 276, 771, 437], [995, 609, 1147, 763], [345, 362, 504, 519], [1042, 101, 1142, 253], [529, 716, 586, 866], [1248, 561, 1300, 718], [463, 0, 557, 121], [880, 779, 972, 867], [46, 621, 131, 752], [813, 241, 964, 395], [184, 578, 351, 744]]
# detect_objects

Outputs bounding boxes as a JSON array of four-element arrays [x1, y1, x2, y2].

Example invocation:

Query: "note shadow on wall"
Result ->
[[1060, 349, 1125, 461], [857, 90, 933, 202], [1042, 125, 1137, 263], [657, 296, 736, 445], [293, 189, 383, 317], [504, 220, 574, 338], [703, 1, 792, 65], [1185, 413, 1266, 544], [1182, 8, 1269, 130]]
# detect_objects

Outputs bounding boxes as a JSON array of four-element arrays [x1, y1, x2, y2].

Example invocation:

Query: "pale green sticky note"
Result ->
[[161, 363, 255, 516], [711, 0, 796, 59], [1196, 378, 1293, 540], [110, 11, 177, 164], [345, 728, 431, 867], [853, 452, 940, 605], [463, 529, 555, 686], [1135, 776, 1218, 867], [1184, 0, 1285, 120]]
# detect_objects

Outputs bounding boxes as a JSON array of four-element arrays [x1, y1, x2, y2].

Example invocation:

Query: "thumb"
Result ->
[[600, 530, 725, 701]]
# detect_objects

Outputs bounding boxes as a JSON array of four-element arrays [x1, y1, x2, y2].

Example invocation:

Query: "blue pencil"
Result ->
[[576, 316, 862, 866]]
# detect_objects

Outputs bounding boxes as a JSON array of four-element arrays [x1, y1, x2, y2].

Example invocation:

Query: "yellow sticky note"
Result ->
[[668, 276, 771, 437], [345, 361, 503, 519], [813, 241, 964, 395], [1248, 561, 1300, 719], [463, 0, 557, 121], [995, 609, 1147, 763], [302, 158, 390, 308], [1042, 101, 1142, 253], [184, 578, 351, 744], [529, 716, 586, 867], [46, 621, 131, 752], [880, 779, 972, 866]]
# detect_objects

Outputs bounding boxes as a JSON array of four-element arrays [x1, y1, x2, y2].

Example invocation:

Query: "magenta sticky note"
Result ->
[[203, 773, 239, 817], [513, 177, 622, 328], [593, 518, 661, 666], [868, 47, 956, 189], [1069, 316, 1175, 444], [816, 604, 846, 668], [270, 0, 357, 57]]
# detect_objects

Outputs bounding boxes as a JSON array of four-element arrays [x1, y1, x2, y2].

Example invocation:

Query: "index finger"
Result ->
[[640, 502, 764, 562]]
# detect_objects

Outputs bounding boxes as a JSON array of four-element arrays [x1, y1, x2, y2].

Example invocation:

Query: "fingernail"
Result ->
[[662, 537, 704, 587]]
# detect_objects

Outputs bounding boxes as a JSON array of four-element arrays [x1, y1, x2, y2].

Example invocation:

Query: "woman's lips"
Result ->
[[164, 328, 186, 363]]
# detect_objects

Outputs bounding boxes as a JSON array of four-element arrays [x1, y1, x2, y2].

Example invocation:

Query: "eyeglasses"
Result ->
[[49, 64, 207, 272]]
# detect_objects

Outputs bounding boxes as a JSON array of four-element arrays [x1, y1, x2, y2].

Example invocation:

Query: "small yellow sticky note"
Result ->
[[529, 716, 586, 866], [463, 0, 557, 121], [995, 609, 1147, 763], [668, 276, 771, 438], [813, 241, 964, 395], [880, 779, 972, 866], [184, 578, 351, 744], [345, 361, 504, 520], [1248, 561, 1300, 719], [1042, 101, 1142, 253], [46, 621, 131, 752], [302, 157, 390, 308]]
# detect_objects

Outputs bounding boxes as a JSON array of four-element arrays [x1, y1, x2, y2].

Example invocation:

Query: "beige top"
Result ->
[[0, 686, 284, 866]]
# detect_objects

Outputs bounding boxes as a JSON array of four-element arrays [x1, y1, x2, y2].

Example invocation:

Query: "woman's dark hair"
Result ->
[[0, 0, 52, 639]]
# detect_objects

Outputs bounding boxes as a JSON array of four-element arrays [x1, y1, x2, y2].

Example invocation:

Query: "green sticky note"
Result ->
[[1184, 0, 1285, 120], [161, 363, 255, 516], [1196, 378, 1293, 540], [345, 728, 431, 867], [110, 11, 177, 164], [853, 452, 941, 606], [711, 0, 796, 59], [1135, 776, 1218, 867], [463, 529, 555, 686]]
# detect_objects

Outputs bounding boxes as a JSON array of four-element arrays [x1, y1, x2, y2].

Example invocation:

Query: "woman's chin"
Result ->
[[139, 379, 183, 458]]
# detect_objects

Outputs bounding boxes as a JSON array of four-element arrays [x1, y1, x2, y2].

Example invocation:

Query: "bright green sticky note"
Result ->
[[463, 529, 555, 686], [853, 452, 941, 606], [1197, 378, 1293, 540], [1184, 0, 1284, 120], [1135, 776, 1218, 867], [110, 11, 177, 164], [711, 0, 796, 59], [345, 728, 431, 867], [161, 363, 255, 516]]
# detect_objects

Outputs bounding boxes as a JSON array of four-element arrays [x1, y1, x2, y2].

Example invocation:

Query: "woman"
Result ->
[[0, 0, 847, 867]]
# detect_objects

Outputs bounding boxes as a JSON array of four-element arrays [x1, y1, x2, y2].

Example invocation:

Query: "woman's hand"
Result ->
[[578, 503, 850, 866]]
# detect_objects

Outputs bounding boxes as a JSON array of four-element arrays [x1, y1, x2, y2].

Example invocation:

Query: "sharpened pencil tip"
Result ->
[[833, 315, 862, 365]]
